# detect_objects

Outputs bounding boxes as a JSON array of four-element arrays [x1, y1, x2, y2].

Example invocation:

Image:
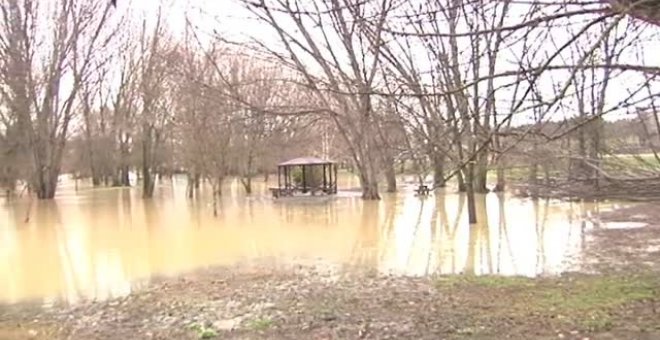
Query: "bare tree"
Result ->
[[135, 10, 177, 198], [0, 0, 119, 198], [241, 0, 399, 199], [173, 43, 234, 213]]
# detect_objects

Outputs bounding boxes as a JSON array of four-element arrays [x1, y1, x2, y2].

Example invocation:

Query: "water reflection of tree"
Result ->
[[464, 194, 491, 275], [567, 199, 598, 258], [437, 192, 464, 274], [534, 198, 551, 275], [48, 201, 86, 303], [351, 198, 381, 270], [142, 199, 158, 280], [404, 195, 426, 271], [322, 199, 338, 226], [494, 193, 518, 275], [119, 188, 133, 225]]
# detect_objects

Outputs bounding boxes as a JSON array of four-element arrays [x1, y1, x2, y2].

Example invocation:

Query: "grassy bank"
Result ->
[[1, 269, 658, 340]]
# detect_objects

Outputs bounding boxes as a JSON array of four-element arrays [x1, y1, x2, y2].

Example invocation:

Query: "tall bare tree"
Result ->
[[0, 0, 119, 198], [242, 0, 398, 199]]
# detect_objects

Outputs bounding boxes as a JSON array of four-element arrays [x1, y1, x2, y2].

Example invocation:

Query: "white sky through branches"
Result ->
[[126, 0, 660, 125]]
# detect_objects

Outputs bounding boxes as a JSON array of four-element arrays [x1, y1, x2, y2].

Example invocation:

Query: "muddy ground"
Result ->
[[2, 203, 660, 340]]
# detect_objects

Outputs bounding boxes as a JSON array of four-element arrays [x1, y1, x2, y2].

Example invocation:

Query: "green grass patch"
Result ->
[[434, 274, 535, 289], [246, 317, 273, 331], [434, 274, 658, 333], [187, 323, 218, 339], [602, 153, 660, 172], [536, 275, 656, 311]]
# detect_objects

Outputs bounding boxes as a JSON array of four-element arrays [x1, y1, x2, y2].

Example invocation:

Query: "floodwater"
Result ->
[[0, 174, 629, 305]]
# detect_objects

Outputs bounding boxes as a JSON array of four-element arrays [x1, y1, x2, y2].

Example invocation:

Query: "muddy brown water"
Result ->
[[0, 174, 632, 305]]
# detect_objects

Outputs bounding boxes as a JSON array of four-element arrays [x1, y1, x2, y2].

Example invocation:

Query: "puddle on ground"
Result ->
[[0, 175, 636, 305]]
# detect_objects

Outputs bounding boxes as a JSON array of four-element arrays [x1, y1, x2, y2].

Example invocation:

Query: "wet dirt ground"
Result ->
[[2, 203, 660, 340]]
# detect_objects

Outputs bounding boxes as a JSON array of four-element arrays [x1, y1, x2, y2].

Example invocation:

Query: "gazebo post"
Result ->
[[284, 166, 289, 191], [287, 166, 291, 191], [328, 163, 332, 192], [333, 164, 338, 193], [301, 165, 307, 193], [323, 163, 327, 193], [278, 166, 281, 190]]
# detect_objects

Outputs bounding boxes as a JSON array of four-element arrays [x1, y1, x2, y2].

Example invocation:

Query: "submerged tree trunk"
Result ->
[[34, 170, 58, 200], [186, 172, 196, 198], [473, 154, 489, 193], [384, 159, 397, 193], [114, 139, 131, 187], [493, 161, 505, 192], [457, 170, 467, 192], [211, 177, 223, 217], [465, 163, 477, 224], [142, 127, 156, 199], [358, 156, 381, 200], [433, 155, 446, 188], [142, 164, 154, 198], [241, 176, 253, 195], [121, 165, 131, 186], [362, 177, 380, 200]]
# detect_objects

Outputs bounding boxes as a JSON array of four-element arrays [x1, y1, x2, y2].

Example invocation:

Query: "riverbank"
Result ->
[[2, 203, 660, 340], [1, 267, 659, 340]]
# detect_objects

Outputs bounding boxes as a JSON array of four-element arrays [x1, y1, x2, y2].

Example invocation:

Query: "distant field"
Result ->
[[603, 153, 660, 171]]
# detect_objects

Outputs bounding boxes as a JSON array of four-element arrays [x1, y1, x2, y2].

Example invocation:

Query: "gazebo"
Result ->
[[270, 157, 338, 198]]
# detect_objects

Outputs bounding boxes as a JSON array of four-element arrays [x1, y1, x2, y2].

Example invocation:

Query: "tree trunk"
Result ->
[[142, 137, 155, 198], [473, 153, 489, 193], [194, 173, 201, 189], [114, 140, 131, 187], [142, 165, 154, 198], [92, 173, 101, 187], [493, 162, 505, 192], [384, 160, 397, 193], [465, 164, 477, 224], [529, 163, 538, 185], [34, 169, 58, 199], [358, 159, 381, 200], [575, 126, 588, 180], [121, 165, 130, 186], [362, 178, 380, 200], [589, 119, 602, 188], [186, 172, 195, 198], [241, 176, 253, 195], [433, 155, 446, 188], [212, 177, 224, 217], [457, 170, 467, 192]]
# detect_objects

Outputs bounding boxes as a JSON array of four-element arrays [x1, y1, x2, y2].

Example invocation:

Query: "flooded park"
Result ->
[[3, 174, 660, 339], [0, 173, 636, 306], [3, 0, 660, 338]]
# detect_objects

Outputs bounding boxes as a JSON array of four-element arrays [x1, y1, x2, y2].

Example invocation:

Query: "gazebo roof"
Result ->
[[278, 156, 334, 166]]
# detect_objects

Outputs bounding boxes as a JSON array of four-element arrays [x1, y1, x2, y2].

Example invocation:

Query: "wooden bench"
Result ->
[[414, 185, 430, 196]]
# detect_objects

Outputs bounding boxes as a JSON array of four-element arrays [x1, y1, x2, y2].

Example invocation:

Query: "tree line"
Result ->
[[2, 0, 660, 222]]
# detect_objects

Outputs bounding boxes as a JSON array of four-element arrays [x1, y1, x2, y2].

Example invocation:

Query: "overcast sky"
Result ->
[[123, 0, 660, 125]]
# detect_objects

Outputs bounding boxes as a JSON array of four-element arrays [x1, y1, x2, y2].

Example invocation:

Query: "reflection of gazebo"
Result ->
[[270, 157, 338, 198]]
